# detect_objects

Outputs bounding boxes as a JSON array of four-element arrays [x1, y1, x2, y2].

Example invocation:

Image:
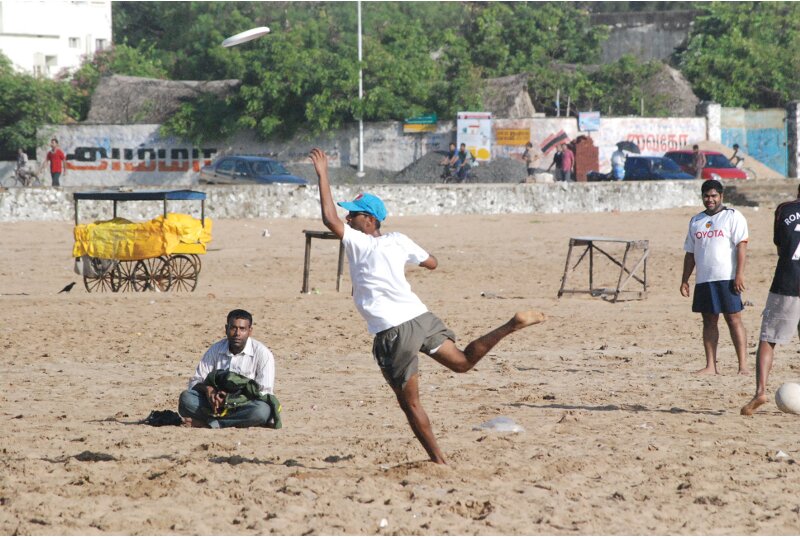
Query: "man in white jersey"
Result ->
[[309, 148, 545, 465], [680, 179, 749, 375]]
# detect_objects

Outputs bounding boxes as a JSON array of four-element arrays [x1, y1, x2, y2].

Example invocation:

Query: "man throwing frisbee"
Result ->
[[680, 179, 749, 375], [309, 148, 545, 464]]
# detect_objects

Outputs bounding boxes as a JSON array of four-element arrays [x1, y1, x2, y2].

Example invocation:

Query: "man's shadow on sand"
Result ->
[[509, 402, 726, 416]]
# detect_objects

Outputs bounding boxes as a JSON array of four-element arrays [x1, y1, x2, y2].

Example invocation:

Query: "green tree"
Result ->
[[679, 2, 800, 108], [0, 54, 77, 159]]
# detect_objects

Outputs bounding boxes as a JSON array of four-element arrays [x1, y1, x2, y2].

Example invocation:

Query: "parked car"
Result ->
[[663, 150, 747, 180], [587, 156, 694, 181], [622, 156, 694, 181], [199, 156, 308, 185]]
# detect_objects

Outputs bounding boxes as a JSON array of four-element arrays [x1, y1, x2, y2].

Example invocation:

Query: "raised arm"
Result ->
[[309, 148, 345, 239]]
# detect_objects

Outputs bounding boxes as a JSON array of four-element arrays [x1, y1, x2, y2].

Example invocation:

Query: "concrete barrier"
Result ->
[[0, 181, 702, 223]]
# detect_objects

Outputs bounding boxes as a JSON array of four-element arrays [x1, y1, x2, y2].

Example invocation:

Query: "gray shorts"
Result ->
[[372, 312, 456, 389], [760, 292, 800, 344]]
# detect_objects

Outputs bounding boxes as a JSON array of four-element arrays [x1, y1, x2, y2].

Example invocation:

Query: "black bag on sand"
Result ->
[[144, 409, 183, 427]]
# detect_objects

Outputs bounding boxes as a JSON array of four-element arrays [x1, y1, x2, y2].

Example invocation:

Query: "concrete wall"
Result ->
[[0, 182, 702, 223], [591, 10, 697, 64]]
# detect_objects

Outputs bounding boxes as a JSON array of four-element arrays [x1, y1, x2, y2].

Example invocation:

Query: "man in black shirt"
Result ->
[[742, 185, 800, 415]]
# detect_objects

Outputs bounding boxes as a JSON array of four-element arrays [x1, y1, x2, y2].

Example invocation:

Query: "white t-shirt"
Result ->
[[611, 150, 625, 167], [342, 225, 430, 333], [683, 207, 749, 284]]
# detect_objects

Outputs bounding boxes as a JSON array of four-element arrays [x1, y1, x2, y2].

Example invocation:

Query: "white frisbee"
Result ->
[[222, 26, 270, 48]]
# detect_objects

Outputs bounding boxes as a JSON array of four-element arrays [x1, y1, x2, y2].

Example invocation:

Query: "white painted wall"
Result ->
[[33, 115, 709, 187], [0, 0, 111, 77], [494, 117, 707, 172]]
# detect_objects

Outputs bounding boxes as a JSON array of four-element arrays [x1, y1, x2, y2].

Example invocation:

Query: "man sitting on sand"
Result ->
[[742, 185, 800, 415], [178, 309, 281, 428], [309, 147, 545, 464], [680, 179, 749, 376]]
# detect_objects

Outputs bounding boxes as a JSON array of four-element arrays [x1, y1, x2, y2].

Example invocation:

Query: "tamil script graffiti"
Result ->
[[66, 146, 218, 172], [626, 133, 689, 153]]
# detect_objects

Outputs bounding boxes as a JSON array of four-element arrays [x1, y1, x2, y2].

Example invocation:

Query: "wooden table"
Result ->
[[557, 236, 649, 302], [301, 230, 345, 294]]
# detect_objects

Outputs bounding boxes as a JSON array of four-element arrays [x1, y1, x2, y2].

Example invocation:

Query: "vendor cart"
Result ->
[[72, 190, 212, 293]]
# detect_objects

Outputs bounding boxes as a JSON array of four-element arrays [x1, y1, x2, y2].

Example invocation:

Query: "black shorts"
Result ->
[[692, 280, 743, 314], [372, 312, 456, 389]]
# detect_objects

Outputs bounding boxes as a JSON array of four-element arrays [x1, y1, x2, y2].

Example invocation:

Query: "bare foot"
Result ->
[[511, 310, 546, 330], [741, 394, 768, 416], [693, 366, 718, 376], [737, 368, 751, 376], [182, 417, 208, 428]]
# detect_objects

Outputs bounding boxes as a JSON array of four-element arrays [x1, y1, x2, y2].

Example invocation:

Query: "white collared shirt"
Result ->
[[188, 337, 275, 395]]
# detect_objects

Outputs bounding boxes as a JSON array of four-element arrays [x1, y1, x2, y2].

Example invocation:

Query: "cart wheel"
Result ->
[[139, 256, 173, 292], [83, 258, 115, 293], [169, 254, 199, 292], [113, 260, 146, 292], [190, 254, 202, 273], [84, 269, 114, 292]]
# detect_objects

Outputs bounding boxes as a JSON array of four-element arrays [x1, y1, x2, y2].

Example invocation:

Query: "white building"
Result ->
[[0, 0, 111, 77]]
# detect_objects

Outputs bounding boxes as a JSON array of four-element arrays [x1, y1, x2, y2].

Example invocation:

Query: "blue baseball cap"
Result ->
[[337, 192, 387, 222]]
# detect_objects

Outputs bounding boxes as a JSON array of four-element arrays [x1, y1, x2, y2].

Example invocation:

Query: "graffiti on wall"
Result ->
[[66, 146, 218, 172], [625, 133, 690, 153]]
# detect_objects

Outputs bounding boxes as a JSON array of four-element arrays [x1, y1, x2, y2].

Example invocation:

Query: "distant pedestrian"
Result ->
[[561, 143, 575, 182], [547, 146, 564, 181], [41, 138, 66, 187], [691, 144, 707, 179], [522, 142, 541, 181], [680, 180, 749, 376], [611, 143, 626, 180]]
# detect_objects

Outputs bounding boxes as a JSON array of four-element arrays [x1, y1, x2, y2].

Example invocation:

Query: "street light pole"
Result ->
[[357, 0, 365, 177]]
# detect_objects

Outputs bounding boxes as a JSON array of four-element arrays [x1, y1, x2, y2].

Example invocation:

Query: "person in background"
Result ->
[[41, 138, 66, 187], [560, 143, 575, 182], [611, 143, 626, 180], [691, 144, 707, 179], [547, 145, 564, 181]]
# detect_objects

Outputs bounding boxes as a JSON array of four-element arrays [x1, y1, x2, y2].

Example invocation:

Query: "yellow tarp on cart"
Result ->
[[73, 213, 212, 261]]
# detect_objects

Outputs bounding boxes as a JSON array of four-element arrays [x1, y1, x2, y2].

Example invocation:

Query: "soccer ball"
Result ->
[[775, 382, 800, 414]]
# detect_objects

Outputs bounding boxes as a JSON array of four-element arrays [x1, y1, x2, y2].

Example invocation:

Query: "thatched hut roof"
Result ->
[[480, 73, 537, 118], [640, 63, 699, 117], [85, 75, 240, 124], [546, 61, 699, 116]]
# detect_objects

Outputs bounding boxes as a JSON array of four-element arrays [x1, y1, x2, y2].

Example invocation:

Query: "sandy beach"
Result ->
[[1, 204, 799, 535]]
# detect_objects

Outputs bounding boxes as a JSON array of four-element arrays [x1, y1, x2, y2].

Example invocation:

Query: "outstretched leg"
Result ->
[[392, 373, 446, 464], [741, 340, 776, 415], [695, 313, 719, 375], [430, 310, 545, 373], [723, 312, 749, 375]]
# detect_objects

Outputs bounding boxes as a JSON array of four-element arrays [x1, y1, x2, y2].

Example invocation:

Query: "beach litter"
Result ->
[[472, 416, 524, 433]]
